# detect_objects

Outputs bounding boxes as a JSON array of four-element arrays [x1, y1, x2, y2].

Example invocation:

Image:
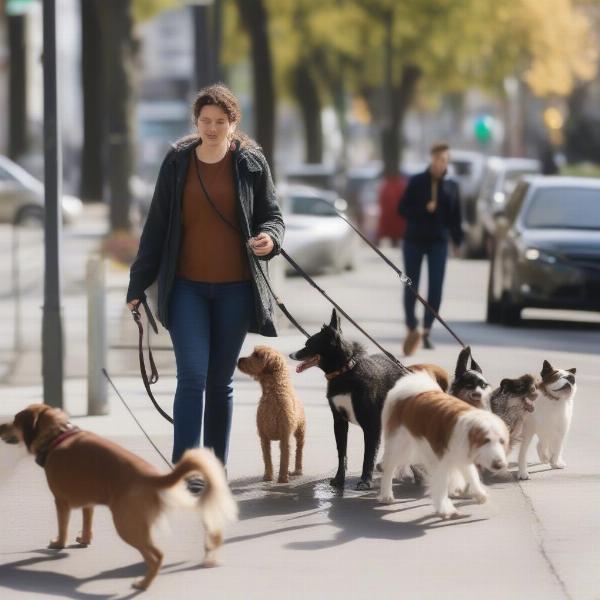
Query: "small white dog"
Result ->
[[378, 372, 509, 519], [518, 361, 576, 480]]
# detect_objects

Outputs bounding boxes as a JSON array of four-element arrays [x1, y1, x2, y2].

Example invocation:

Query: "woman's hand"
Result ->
[[127, 299, 141, 312], [249, 232, 274, 257]]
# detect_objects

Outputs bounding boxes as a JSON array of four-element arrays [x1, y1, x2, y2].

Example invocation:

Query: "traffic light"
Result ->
[[474, 115, 493, 145]]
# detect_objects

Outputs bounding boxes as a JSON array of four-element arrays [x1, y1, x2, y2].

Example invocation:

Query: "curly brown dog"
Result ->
[[237, 346, 306, 483], [0, 404, 237, 590]]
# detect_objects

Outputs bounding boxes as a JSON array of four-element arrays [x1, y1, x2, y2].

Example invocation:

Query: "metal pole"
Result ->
[[192, 3, 212, 90], [87, 254, 108, 415], [42, 0, 64, 408]]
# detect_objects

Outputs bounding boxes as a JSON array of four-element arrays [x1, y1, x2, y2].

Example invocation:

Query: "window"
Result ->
[[524, 187, 600, 230]]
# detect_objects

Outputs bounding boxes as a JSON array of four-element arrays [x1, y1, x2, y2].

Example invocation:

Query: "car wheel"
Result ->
[[500, 292, 522, 326], [15, 206, 44, 228]]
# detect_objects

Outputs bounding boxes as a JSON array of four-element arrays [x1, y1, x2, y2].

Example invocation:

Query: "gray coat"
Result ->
[[126, 138, 285, 336]]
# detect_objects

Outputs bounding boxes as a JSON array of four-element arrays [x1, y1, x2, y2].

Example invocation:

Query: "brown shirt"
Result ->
[[177, 151, 251, 282]]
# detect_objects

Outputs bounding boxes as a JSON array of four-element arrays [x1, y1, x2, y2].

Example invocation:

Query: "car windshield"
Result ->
[[524, 187, 600, 230], [289, 195, 337, 216]]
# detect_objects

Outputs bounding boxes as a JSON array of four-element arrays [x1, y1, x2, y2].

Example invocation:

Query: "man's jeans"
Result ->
[[168, 278, 254, 464], [402, 240, 448, 331]]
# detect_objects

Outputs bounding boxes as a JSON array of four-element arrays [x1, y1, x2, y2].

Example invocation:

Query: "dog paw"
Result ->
[[75, 535, 91, 547], [378, 493, 395, 504], [330, 476, 345, 488], [551, 461, 566, 469], [289, 469, 303, 476], [202, 557, 218, 568], [472, 490, 488, 504], [132, 579, 149, 591], [438, 510, 460, 520], [518, 470, 530, 480], [48, 539, 65, 550], [356, 479, 372, 490], [277, 476, 289, 484], [263, 473, 273, 482]]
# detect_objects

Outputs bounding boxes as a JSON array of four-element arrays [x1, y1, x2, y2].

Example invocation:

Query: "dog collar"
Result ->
[[325, 357, 358, 381], [35, 424, 81, 467]]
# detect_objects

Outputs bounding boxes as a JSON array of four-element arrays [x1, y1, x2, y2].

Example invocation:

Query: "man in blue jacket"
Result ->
[[398, 142, 463, 355]]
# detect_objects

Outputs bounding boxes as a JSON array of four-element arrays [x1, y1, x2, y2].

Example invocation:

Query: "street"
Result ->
[[0, 212, 599, 599]]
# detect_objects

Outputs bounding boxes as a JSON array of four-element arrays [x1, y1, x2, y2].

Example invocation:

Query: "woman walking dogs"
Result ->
[[126, 84, 284, 473], [398, 142, 463, 356]]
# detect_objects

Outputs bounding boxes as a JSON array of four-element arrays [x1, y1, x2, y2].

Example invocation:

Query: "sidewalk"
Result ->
[[1, 206, 599, 598]]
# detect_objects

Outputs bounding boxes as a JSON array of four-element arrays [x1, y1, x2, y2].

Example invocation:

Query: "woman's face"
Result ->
[[196, 104, 236, 148]]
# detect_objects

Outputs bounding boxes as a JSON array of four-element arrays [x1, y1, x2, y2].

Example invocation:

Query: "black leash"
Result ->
[[280, 249, 410, 375], [102, 367, 172, 469], [131, 299, 173, 424], [330, 206, 466, 348]]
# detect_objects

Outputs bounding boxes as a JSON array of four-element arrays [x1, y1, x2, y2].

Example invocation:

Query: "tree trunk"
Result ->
[[235, 0, 276, 173], [292, 62, 322, 164], [98, 0, 136, 232], [382, 64, 421, 174], [8, 15, 26, 160], [80, 0, 105, 203]]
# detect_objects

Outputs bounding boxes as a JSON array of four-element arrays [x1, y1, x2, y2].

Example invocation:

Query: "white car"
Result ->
[[0, 155, 82, 226], [279, 183, 357, 275]]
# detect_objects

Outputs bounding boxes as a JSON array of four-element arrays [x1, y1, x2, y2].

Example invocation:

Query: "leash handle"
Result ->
[[131, 306, 173, 424]]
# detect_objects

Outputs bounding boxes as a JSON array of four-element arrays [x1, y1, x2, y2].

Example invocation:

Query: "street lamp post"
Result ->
[[42, 0, 64, 408], [188, 0, 220, 90]]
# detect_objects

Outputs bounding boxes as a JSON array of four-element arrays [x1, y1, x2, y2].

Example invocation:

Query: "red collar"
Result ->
[[35, 425, 81, 467], [325, 357, 358, 381]]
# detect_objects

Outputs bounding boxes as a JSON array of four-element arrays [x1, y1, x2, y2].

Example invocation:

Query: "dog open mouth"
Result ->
[[295, 354, 320, 373]]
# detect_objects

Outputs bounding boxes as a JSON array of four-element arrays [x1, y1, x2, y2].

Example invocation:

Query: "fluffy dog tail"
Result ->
[[153, 448, 238, 535]]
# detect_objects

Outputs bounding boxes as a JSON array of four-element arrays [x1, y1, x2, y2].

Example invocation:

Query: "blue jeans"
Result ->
[[168, 278, 254, 465], [403, 240, 448, 331]]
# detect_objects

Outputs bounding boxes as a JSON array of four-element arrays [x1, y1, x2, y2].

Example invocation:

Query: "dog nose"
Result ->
[[492, 459, 506, 471]]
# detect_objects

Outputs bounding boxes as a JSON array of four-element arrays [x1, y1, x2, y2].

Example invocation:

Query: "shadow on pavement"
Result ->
[[228, 477, 488, 550], [0, 550, 186, 599]]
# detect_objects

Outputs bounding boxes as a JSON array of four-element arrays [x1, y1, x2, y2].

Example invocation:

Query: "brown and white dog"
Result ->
[[378, 371, 509, 518], [237, 346, 306, 483], [0, 404, 237, 590]]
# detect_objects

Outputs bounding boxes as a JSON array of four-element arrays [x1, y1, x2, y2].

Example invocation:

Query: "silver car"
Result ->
[[0, 155, 82, 226], [280, 183, 357, 275]]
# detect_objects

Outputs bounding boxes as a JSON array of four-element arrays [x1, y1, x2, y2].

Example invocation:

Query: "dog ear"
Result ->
[[470, 354, 483, 374], [567, 367, 576, 375], [499, 378, 511, 391], [541, 360, 553, 378], [14, 407, 40, 450], [455, 346, 471, 377], [329, 309, 341, 332]]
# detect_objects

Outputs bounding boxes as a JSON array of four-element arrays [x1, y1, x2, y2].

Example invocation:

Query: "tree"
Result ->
[[234, 0, 276, 170]]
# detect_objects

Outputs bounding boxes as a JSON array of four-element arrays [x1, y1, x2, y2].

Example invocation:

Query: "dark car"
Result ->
[[487, 176, 600, 325]]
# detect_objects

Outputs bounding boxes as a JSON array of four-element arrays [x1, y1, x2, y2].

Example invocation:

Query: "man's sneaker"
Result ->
[[422, 334, 435, 350], [186, 476, 205, 496], [403, 328, 421, 356]]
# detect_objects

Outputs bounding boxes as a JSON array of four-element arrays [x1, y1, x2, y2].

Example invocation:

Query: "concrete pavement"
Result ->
[[0, 205, 599, 598]]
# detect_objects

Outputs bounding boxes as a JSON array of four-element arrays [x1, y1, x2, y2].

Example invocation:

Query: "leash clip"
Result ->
[[399, 273, 412, 286]]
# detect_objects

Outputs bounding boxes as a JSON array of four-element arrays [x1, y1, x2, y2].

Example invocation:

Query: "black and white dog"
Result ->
[[289, 309, 405, 490], [449, 346, 491, 409]]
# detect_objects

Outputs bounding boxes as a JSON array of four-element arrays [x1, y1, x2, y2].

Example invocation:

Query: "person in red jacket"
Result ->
[[376, 167, 407, 246]]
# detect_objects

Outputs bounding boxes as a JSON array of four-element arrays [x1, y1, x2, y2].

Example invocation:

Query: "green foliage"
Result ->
[[132, 0, 180, 23]]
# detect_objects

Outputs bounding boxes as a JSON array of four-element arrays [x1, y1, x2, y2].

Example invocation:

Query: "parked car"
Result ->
[[468, 156, 541, 257], [280, 183, 357, 275], [0, 155, 82, 226], [487, 176, 600, 325]]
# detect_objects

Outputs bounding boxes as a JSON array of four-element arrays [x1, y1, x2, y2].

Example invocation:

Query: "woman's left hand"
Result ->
[[249, 232, 274, 256]]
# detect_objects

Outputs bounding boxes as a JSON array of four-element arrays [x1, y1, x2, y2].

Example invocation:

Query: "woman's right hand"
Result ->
[[127, 299, 141, 312]]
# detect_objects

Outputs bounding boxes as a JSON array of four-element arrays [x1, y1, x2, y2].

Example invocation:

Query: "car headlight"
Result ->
[[524, 248, 557, 264]]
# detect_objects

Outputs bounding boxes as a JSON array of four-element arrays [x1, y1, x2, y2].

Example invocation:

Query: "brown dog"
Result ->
[[237, 346, 306, 483], [0, 404, 237, 590], [408, 363, 450, 392]]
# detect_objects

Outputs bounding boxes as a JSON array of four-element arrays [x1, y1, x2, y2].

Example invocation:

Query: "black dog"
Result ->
[[289, 309, 405, 490]]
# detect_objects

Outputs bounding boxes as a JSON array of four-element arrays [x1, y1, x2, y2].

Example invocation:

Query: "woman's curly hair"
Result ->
[[191, 83, 258, 149]]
